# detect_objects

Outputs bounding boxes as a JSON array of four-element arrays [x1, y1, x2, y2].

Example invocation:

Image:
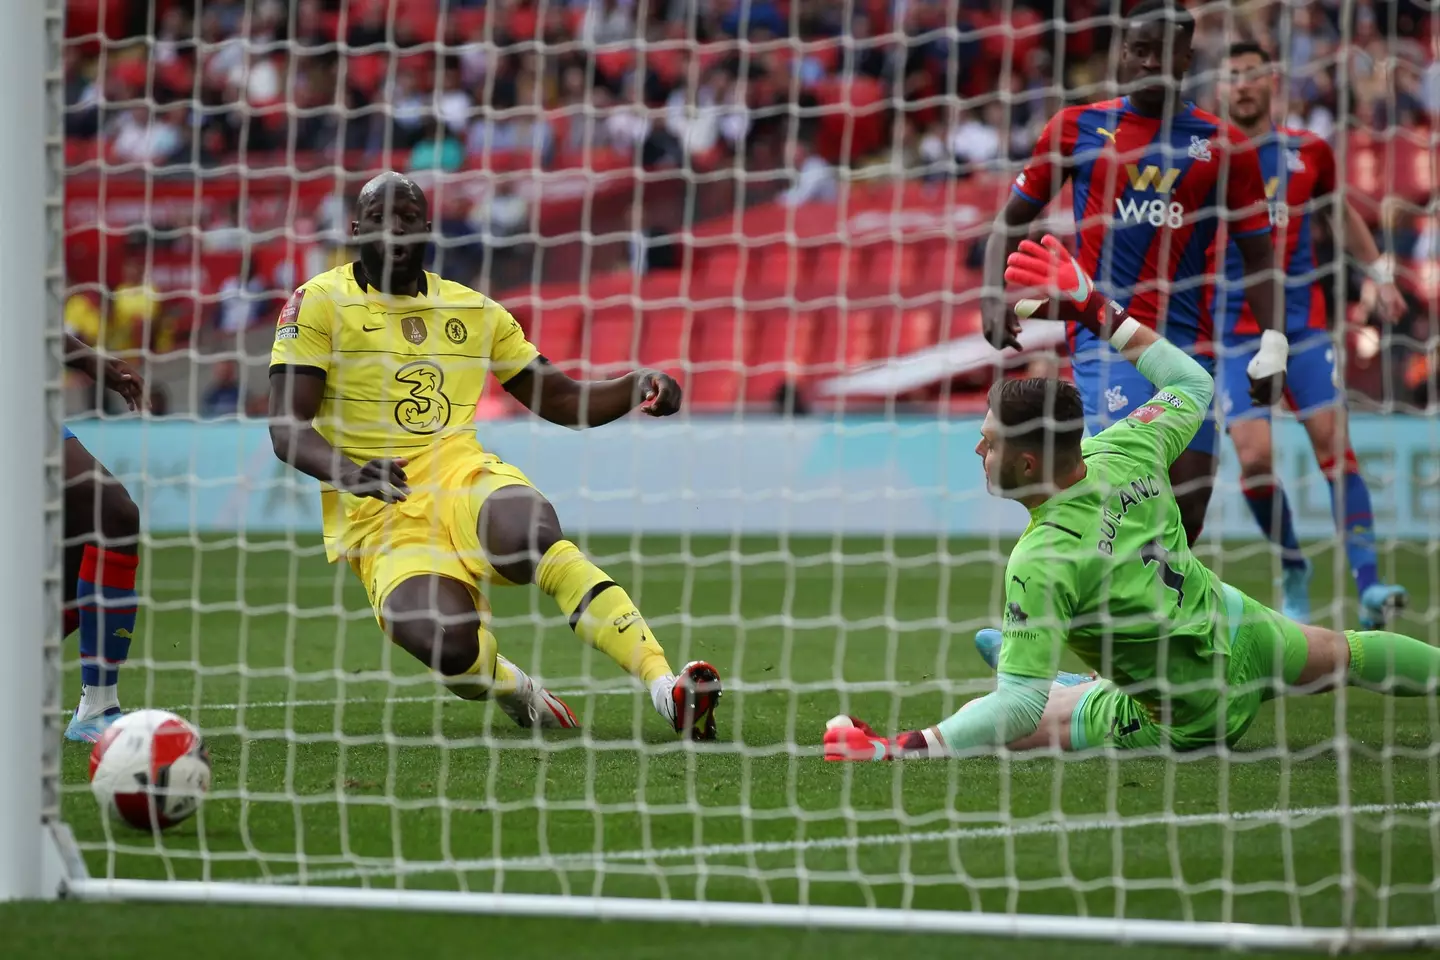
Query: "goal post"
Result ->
[[27, 0, 1440, 951], [0, 0, 61, 905]]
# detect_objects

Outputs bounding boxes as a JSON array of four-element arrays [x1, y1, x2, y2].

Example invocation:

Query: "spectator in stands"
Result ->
[[216, 268, 272, 336], [63, 47, 100, 139], [106, 258, 159, 355], [778, 113, 836, 207], [410, 117, 464, 173], [664, 63, 747, 161], [467, 178, 531, 284], [436, 59, 474, 138], [201, 360, 243, 420], [582, 0, 636, 46], [109, 106, 186, 167]]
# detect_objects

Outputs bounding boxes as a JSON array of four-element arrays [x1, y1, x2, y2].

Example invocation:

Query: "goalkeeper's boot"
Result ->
[[1359, 583, 1409, 630], [65, 704, 122, 743], [1280, 560, 1312, 624], [974, 628, 1092, 687], [672, 660, 722, 741]]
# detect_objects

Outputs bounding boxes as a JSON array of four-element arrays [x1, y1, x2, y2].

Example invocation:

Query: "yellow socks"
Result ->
[[535, 540, 673, 687], [440, 626, 521, 701]]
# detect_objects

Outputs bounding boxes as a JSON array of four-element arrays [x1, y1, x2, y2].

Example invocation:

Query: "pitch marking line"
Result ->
[[253, 799, 1440, 887]]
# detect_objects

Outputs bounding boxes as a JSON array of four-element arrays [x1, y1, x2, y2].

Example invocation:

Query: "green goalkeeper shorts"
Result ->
[[1070, 583, 1311, 753]]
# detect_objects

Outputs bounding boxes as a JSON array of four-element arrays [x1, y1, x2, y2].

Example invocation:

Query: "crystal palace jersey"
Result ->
[[1216, 126, 1338, 340], [996, 382, 1230, 727], [1012, 98, 1272, 356]]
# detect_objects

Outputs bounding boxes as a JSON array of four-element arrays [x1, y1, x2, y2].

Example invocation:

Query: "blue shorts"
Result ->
[[1218, 332, 1340, 423], [62, 426, 76, 441], [1072, 348, 1220, 456]]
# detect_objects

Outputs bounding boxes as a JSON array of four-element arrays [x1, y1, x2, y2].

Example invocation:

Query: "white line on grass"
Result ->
[[253, 799, 1440, 887]]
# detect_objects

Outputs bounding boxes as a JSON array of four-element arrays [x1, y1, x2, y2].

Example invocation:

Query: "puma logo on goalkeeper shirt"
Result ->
[[1011, 575, 1030, 592]]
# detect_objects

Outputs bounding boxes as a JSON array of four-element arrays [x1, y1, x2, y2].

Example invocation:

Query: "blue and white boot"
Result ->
[[65, 705, 122, 743], [64, 685, 123, 743], [1359, 583, 1409, 630], [974, 628, 1093, 686], [1280, 560, 1313, 624]]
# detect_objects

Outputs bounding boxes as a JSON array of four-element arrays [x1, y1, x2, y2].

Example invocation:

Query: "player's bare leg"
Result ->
[[382, 574, 577, 730], [1288, 619, 1439, 698], [1168, 448, 1219, 549], [1230, 417, 1312, 622], [1299, 406, 1406, 627], [476, 484, 721, 740], [62, 434, 142, 741]]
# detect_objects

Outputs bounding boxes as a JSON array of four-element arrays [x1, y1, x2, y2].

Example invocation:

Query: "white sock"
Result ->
[[77, 684, 120, 719], [649, 674, 677, 723]]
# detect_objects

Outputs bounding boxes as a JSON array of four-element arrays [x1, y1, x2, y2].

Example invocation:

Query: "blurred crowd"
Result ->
[[61, 0, 1440, 413]]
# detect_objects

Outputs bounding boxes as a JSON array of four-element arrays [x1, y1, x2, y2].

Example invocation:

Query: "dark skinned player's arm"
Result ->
[[1234, 231, 1282, 335], [501, 357, 680, 428], [267, 366, 410, 502], [63, 333, 99, 373], [981, 194, 1049, 350]]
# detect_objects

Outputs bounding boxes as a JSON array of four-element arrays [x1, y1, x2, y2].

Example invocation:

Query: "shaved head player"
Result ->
[[268, 172, 722, 739]]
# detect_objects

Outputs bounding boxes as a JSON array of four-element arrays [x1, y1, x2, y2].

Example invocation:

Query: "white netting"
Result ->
[[47, 0, 1440, 947]]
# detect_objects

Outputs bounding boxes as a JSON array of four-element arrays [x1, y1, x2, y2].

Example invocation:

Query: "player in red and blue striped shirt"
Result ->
[[982, 0, 1285, 547], [1213, 43, 1409, 629]]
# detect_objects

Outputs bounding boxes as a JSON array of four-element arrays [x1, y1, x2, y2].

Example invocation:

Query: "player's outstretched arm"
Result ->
[[1006, 235, 1212, 464], [1341, 197, 1408, 321], [266, 368, 409, 502], [501, 359, 681, 429], [982, 194, 1049, 351], [63, 332, 144, 411]]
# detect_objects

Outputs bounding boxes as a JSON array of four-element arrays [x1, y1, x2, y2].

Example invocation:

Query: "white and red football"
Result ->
[[88, 710, 211, 831]]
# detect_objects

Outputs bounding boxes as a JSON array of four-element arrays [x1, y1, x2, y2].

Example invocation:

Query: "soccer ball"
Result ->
[[89, 709, 211, 831]]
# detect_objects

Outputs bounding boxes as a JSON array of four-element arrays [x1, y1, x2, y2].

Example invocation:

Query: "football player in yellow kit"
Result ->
[[268, 172, 720, 739]]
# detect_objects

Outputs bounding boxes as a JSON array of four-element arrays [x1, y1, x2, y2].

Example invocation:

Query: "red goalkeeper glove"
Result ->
[[1003, 235, 1116, 338]]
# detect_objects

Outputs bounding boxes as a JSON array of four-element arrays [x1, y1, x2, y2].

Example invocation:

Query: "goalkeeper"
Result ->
[[826, 236, 1439, 761]]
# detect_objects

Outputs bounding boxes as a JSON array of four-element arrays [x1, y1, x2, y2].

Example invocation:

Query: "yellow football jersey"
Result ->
[[269, 261, 539, 558]]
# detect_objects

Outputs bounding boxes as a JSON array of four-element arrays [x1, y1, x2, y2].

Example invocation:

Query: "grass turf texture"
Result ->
[[57, 534, 1440, 938]]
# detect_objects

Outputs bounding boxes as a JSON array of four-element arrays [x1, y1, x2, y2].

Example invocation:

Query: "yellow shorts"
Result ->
[[342, 439, 537, 625]]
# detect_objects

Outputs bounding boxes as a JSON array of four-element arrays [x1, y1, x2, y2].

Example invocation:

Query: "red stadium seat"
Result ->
[[346, 54, 391, 97], [637, 308, 690, 381], [526, 306, 585, 371], [688, 311, 745, 411], [581, 306, 638, 379], [745, 309, 821, 402]]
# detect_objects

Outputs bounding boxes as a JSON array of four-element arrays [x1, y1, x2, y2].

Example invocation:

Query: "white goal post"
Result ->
[[8, 0, 1440, 953]]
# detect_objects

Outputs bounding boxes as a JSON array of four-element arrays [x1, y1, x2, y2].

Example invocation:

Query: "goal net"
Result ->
[[15, 0, 1440, 949]]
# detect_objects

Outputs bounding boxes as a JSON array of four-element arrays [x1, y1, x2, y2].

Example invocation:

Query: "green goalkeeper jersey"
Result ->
[[997, 384, 1230, 731]]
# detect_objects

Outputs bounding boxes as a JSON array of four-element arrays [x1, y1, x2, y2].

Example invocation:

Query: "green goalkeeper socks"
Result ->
[[1346, 630, 1440, 695]]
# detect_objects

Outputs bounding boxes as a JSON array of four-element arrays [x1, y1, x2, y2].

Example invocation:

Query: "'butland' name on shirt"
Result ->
[[1097, 476, 1163, 556]]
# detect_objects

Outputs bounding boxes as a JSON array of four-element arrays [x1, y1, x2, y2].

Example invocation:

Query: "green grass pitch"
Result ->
[[33, 534, 1440, 956]]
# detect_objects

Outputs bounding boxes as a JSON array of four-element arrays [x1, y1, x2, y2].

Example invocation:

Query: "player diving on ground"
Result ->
[[268, 172, 721, 740], [824, 235, 1438, 761]]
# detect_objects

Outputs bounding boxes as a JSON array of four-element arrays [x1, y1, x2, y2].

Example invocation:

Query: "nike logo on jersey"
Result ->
[[362, 324, 385, 333]]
